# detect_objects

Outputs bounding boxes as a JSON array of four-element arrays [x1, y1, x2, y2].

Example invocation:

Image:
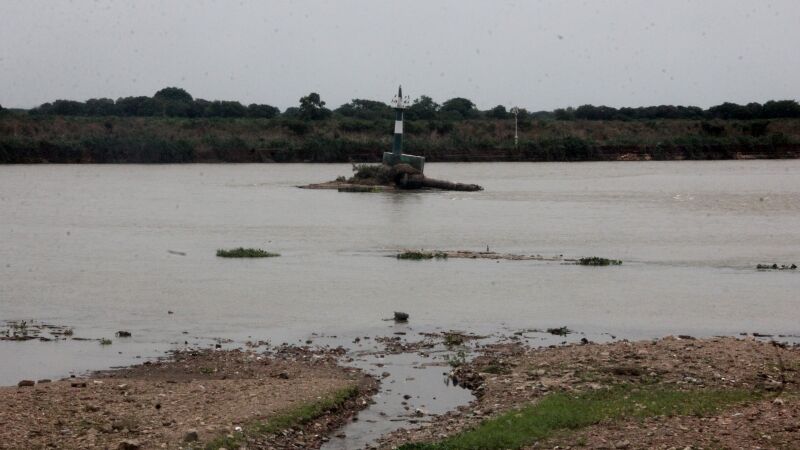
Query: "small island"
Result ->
[[301, 86, 483, 193]]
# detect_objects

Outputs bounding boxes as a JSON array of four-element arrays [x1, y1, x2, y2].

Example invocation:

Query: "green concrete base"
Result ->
[[382, 152, 425, 172]]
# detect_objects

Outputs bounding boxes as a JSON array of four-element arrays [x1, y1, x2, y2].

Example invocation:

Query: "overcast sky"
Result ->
[[1, 0, 798, 111]]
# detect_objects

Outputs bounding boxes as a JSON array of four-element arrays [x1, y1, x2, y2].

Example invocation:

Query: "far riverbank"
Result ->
[[2, 115, 800, 163]]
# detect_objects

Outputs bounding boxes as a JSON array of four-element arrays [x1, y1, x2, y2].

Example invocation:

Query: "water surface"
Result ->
[[1, 161, 799, 385]]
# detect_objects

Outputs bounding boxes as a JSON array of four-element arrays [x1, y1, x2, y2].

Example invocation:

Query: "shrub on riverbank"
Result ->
[[216, 248, 280, 258]]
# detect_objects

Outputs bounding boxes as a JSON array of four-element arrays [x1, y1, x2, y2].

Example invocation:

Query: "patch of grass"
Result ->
[[577, 257, 622, 266], [446, 350, 468, 368], [398, 385, 762, 450], [204, 385, 359, 450], [216, 247, 280, 258], [351, 163, 391, 184], [397, 251, 448, 260]]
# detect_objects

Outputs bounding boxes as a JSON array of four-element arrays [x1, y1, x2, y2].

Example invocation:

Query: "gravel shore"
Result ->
[[0, 346, 376, 449], [377, 336, 800, 449]]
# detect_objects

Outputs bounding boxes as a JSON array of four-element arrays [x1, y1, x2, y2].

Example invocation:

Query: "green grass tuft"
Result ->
[[577, 257, 622, 266], [204, 385, 359, 450], [397, 251, 448, 260], [398, 385, 761, 450], [216, 247, 280, 258]]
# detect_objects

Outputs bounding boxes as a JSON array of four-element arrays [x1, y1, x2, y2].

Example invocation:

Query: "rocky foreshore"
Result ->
[[2, 335, 799, 449], [377, 336, 800, 449], [0, 346, 377, 450]]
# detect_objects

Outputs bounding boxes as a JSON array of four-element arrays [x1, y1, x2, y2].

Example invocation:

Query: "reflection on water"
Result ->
[[1, 161, 799, 386]]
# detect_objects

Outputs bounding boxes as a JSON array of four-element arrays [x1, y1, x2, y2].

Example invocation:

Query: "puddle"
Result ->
[[322, 348, 474, 450], [322, 352, 473, 450]]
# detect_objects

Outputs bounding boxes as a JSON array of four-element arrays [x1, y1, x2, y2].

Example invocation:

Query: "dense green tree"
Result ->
[[440, 97, 478, 119], [486, 105, 510, 119], [405, 95, 439, 120], [84, 98, 116, 116], [246, 103, 280, 118], [762, 100, 800, 118], [298, 92, 331, 120], [153, 87, 193, 103], [188, 99, 211, 118], [575, 105, 619, 120], [708, 102, 753, 120], [206, 100, 247, 118], [334, 99, 393, 120], [553, 107, 575, 120], [282, 106, 300, 118], [116, 96, 158, 116], [49, 100, 86, 115], [152, 87, 194, 117]]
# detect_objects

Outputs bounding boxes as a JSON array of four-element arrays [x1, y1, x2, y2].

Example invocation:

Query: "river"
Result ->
[[1, 160, 799, 386]]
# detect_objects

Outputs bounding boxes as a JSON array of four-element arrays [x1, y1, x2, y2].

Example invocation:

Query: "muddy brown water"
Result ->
[[2, 161, 800, 446]]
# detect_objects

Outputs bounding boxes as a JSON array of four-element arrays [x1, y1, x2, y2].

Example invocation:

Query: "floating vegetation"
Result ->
[[443, 332, 465, 347], [396, 251, 448, 260], [216, 248, 280, 258], [577, 257, 622, 266], [546, 326, 572, 336], [99, 338, 112, 345], [393, 311, 410, 323], [1, 320, 76, 341], [756, 263, 797, 270]]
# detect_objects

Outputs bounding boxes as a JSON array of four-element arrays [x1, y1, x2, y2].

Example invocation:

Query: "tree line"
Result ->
[[21, 87, 800, 121]]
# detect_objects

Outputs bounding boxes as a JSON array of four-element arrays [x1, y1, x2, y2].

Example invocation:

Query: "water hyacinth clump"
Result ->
[[216, 248, 280, 258], [396, 251, 448, 260], [578, 257, 622, 266]]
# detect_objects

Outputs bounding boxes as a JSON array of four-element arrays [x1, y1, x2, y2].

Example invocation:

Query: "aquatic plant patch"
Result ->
[[577, 257, 622, 266], [397, 251, 448, 260], [216, 248, 280, 258]]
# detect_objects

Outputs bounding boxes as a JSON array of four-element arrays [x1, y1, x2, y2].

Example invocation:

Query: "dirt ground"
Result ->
[[378, 336, 800, 449], [0, 347, 376, 450]]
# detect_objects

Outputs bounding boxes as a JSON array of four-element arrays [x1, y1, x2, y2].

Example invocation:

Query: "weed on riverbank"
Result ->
[[204, 385, 359, 450], [398, 386, 761, 450]]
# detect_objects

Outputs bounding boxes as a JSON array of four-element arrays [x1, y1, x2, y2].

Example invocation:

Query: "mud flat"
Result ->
[[0, 347, 376, 450], [377, 336, 800, 449]]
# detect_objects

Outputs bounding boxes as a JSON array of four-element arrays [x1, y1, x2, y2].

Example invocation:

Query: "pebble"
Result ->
[[17, 380, 35, 387], [117, 440, 140, 450], [183, 429, 199, 442]]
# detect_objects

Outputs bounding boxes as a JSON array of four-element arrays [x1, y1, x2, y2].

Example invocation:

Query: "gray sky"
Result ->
[[1, 0, 798, 111]]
